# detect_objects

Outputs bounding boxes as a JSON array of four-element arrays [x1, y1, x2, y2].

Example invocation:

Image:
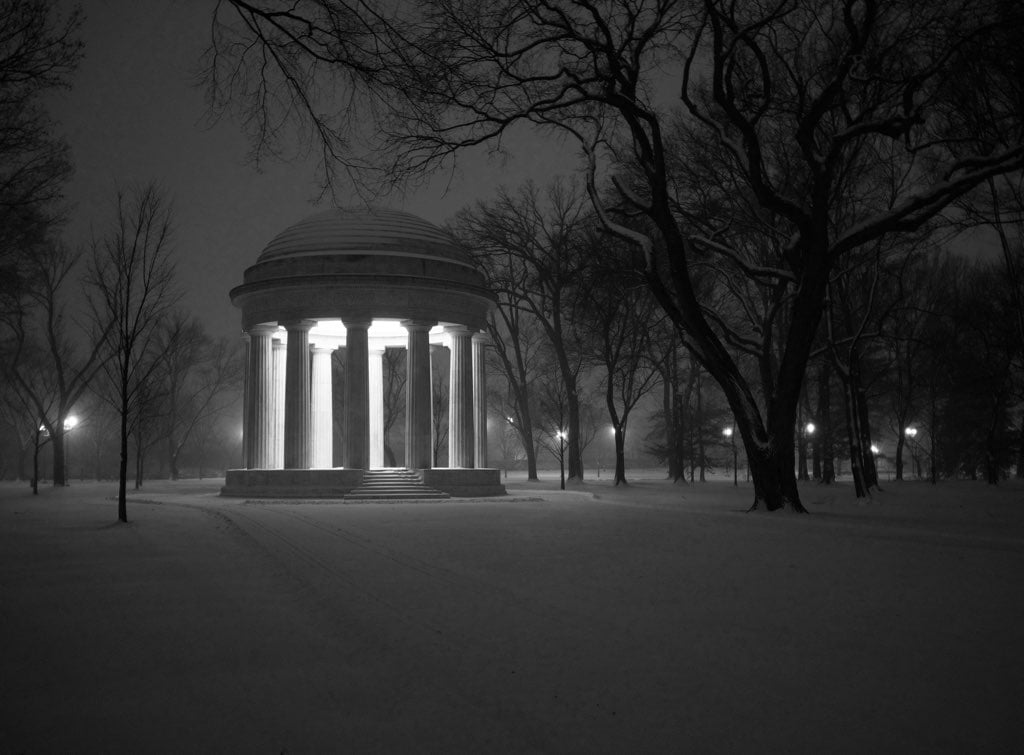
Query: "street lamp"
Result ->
[[556, 430, 567, 490], [722, 426, 737, 486], [64, 415, 78, 484], [904, 427, 918, 479]]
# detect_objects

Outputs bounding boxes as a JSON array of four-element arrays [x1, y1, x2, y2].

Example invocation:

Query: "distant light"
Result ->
[[506, 416, 514, 425], [870, 444, 879, 454], [556, 430, 567, 440], [64, 415, 79, 431], [609, 427, 616, 436], [904, 427, 917, 438], [805, 422, 815, 434], [722, 427, 733, 437]]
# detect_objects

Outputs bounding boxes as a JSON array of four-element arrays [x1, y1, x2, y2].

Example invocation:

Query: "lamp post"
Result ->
[[63, 415, 78, 484], [722, 427, 737, 486], [803, 422, 816, 481], [904, 427, 918, 479], [556, 430, 567, 490]]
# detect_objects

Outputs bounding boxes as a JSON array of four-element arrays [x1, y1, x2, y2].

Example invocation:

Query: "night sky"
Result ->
[[50, 0, 581, 340]]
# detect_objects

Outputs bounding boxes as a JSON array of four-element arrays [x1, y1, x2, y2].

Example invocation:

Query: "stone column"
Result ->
[[241, 332, 250, 468], [369, 347, 385, 468], [404, 320, 435, 469], [272, 338, 286, 468], [430, 344, 443, 466], [344, 319, 371, 469], [245, 324, 276, 469], [472, 332, 488, 469], [311, 346, 334, 468], [283, 319, 314, 469], [447, 326, 474, 468]]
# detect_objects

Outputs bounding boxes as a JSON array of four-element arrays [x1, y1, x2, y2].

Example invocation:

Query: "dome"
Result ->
[[230, 207, 495, 331], [257, 207, 475, 268]]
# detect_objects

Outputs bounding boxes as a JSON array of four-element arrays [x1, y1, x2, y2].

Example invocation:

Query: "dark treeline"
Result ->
[[0, 3, 243, 520], [448, 175, 1024, 491]]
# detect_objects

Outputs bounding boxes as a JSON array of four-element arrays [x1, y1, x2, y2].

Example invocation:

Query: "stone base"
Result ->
[[221, 468, 365, 498], [421, 468, 506, 497], [221, 467, 506, 499]]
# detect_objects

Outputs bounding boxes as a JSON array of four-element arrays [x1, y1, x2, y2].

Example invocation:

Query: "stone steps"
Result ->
[[344, 469, 450, 501]]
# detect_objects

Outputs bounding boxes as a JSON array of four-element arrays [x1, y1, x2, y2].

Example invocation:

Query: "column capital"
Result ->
[[401, 319, 436, 332], [280, 319, 316, 332], [310, 345, 334, 355], [342, 318, 372, 330], [444, 324, 474, 337], [246, 323, 278, 338], [471, 331, 490, 345]]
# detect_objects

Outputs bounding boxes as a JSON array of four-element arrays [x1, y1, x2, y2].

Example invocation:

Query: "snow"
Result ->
[[2, 473, 1022, 752]]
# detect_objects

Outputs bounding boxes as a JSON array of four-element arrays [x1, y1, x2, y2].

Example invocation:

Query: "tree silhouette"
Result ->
[[88, 184, 179, 522]]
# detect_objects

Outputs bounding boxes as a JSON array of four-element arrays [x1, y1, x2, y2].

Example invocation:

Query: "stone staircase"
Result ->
[[344, 469, 450, 501]]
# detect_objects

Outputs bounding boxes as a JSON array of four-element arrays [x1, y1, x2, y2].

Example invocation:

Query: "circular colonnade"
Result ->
[[221, 208, 505, 498]]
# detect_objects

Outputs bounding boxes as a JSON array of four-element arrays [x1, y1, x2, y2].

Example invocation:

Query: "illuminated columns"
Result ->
[[344, 319, 370, 469], [241, 332, 250, 467], [272, 338, 286, 468], [447, 326, 474, 468], [311, 346, 334, 468], [472, 332, 488, 469], [245, 324, 276, 469], [369, 347, 385, 468], [283, 319, 314, 469], [404, 320, 434, 469]]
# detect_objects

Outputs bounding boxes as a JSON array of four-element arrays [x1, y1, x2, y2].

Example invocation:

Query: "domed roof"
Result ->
[[257, 207, 473, 268], [231, 206, 495, 331]]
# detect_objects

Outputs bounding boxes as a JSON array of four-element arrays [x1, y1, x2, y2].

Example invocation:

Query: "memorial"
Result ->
[[221, 207, 505, 499]]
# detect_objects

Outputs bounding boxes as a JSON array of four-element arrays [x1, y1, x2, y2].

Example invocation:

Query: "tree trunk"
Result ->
[[895, 433, 906, 481], [118, 400, 128, 522], [31, 430, 42, 495], [168, 433, 180, 481], [839, 372, 868, 497], [797, 417, 809, 481], [662, 361, 681, 481], [747, 438, 803, 512], [613, 426, 626, 485], [52, 424, 67, 487], [816, 360, 833, 483], [854, 368, 878, 489]]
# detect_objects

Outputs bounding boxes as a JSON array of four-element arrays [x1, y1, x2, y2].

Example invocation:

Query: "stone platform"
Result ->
[[221, 468, 506, 499]]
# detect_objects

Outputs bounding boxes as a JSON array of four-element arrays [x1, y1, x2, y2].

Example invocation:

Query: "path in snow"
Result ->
[[1, 477, 1021, 752]]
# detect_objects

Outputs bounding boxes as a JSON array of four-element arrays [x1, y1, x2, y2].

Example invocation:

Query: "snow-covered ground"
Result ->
[[2, 474, 1021, 753]]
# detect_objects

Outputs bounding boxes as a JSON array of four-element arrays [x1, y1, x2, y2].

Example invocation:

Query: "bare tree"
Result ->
[[452, 179, 592, 480], [4, 240, 110, 486], [581, 235, 663, 484], [88, 184, 180, 522], [151, 312, 243, 479], [0, 1, 82, 303], [207, 0, 1024, 510], [481, 305, 545, 480]]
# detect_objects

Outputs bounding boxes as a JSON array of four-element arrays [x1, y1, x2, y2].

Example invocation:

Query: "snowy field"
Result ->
[[1, 474, 1022, 753]]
